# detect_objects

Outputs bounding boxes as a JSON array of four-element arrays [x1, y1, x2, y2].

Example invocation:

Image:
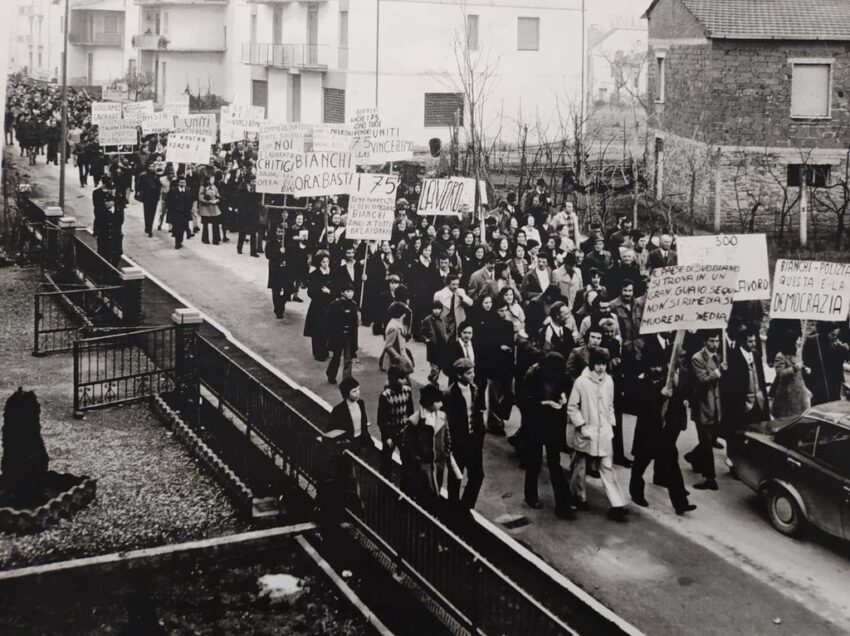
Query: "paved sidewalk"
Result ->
[[13, 152, 850, 635]]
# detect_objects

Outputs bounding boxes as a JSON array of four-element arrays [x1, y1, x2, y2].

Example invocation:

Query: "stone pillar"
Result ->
[[120, 267, 145, 327], [171, 308, 203, 426], [56, 216, 78, 281], [43, 206, 63, 269]]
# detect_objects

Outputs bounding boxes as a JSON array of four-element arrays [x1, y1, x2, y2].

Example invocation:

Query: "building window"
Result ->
[[103, 15, 119, 35], [252, 79, 268, 112], [791, 61, 832, 119], [517, 17, 539, 51], [466, 14, 479, 51], [424, 93, 464, 127], [324, 88, 345, 124], [655, 52, 666, 103], [786, 164, 831, 188]]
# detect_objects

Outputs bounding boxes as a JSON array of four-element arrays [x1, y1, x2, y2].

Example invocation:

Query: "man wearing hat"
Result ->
[[445, 357, 487, 508], [329, 377, 371, 449], [325, 282, 359, 384], [399, 384, 451, 504]]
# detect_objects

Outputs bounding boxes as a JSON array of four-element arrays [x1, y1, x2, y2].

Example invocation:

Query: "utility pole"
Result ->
[[58, 0, 70, 209], [374, 0, 381, 107]]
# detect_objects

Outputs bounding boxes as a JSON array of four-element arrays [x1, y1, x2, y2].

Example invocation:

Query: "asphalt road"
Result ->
[[9, 150, 850, 635]]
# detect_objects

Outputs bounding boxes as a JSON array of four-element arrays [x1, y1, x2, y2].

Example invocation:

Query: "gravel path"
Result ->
[[0, 266, 247, 570]]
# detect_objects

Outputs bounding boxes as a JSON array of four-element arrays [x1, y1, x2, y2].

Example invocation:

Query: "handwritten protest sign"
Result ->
[[256, 151, 355, 196], [91, 102, 122, 126], [97, 120, 138, 147], [166, 133, 213, 165], [345, 175, 400, 241], [348, 108, 413, 164], [121, 101, 154, 124], [640, 264, 740, 335], [416, 178, 476, 216], [173, 114, 216, 138], [349, 108, 381, 164], [770, 260, 850, 321], [220, 104, 265, 143], [312, 124, 354, 153], [677, 234, 770, 301], [140, 112, 173, 136]]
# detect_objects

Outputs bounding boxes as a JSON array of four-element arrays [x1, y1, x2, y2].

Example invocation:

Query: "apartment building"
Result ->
[[10, 0, 65, 82], [68, 0, 139, 86], [239, 0, 583, 147]]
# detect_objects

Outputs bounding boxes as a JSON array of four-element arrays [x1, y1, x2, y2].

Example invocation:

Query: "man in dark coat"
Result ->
[[647, 234, 677, 270], [166, 175, 194, 249], [136, 163, 161, 237], [237, 179, 262, 256], [803, 323, 850, 405], [445, 358, 487, 508], [329, 377, 371, 450], [265, 224, 290, 318], [325, 282, 359, 384], [722, 328, 769, 438]]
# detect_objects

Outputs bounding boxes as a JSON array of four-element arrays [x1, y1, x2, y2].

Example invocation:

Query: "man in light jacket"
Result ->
[[567, 347, 629, 521]]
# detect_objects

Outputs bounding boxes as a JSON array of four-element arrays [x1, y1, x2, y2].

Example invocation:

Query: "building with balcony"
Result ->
[[9, 0, 65, 82], [132, 0, 233, 103], [238, 0, 583, 148], [67, 0, 138, 87]]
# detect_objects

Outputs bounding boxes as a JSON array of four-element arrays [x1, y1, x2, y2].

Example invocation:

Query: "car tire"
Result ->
[[765, 486, 804, 537]]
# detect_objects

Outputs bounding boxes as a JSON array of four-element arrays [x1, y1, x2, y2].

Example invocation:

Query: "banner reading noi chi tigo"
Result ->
[[770, 259, 850, 321], [640, 264, 740, 335], [677, 234, 770, 302]]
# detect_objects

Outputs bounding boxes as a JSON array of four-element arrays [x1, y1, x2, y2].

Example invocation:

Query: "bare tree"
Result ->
[[810, 147, 850, 249], [598, 49, 648, 110]]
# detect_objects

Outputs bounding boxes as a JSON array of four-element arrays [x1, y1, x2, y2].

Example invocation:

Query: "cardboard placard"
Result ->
[[345, 175, 400, 241], [97, 120, 138, 147], [770, 260, 850, 321], [677, 234, 771, 301], [91, 102, 123, 125], [220, 104, 265, 144], [640, 264, 740, 335], [312, 124, 354, 153], [416, 178, 476, 216], [172, 114, 216, 138], [166, 133, 213, 165], [255, 151, 356, 196], [121, 100, 155, 124], [140, 112, 173, 136]]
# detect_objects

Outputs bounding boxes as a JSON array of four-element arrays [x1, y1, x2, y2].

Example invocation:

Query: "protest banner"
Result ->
[[416, 178, 477, 216], [312, 124, 354, 153], [91, 102, 122, 125], [220, 104, 265, 143], [363, 126, 414, 164], [640, 264, 740, 335], [349, 107, 382, 164], [121, 100, 154, 124], [165, 133, 213, 165], [102, 86, 129, 102], [259, 121, 309, 152], [256, 151, 356, 196], [345, 174, 400, 241], [770, 260, 850, 321], [97, 120, 138, 147], [677, 234, 770, 301], [139, 112, 173, 135], [172, 114, 216, 138]]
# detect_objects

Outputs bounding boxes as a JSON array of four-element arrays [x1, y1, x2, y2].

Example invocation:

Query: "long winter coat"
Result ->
[[566, 367, 615, 457], [303, 267, 334, 339], [771, 352, 811, 418], [691, 347, 723, 427]]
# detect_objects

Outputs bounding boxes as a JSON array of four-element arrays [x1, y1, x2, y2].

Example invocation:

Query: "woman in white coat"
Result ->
[[567, 347, 629, 521]]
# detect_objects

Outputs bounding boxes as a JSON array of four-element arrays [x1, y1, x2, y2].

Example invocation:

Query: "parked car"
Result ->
[[728, 400, 850, 540]]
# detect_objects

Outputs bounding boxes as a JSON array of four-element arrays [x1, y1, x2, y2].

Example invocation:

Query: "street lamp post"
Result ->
[[58, 0, 70, 209]]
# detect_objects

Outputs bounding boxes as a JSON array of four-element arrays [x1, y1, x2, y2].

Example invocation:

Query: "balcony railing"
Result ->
[[69, 32, 123, 46], [132, 33, 226, 52], [242, 43, 328, 70]]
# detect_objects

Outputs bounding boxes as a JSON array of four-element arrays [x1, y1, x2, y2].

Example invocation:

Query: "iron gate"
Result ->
[[33, 285, 123, 355], [73, 326, 177, 414]]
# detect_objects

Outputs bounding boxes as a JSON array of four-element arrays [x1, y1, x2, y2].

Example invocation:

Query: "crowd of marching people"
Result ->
[[7, 78, 850, 524]]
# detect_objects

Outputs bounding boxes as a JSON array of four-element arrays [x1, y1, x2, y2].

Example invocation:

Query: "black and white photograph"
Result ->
[[0, 0, 849, 633]]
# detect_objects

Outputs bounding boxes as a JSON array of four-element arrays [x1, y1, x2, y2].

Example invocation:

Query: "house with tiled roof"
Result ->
[[642, 0, 850, 240]]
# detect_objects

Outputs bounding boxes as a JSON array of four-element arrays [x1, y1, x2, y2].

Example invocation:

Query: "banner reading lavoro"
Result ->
[[677, 234, 770, 301], [121, 100, 155, 124], [640, 264, 740, 335], [91, 102, 122, 126], [173, 114, 216, 138], [166, 133, 213, 165], [345, 174, 400, 241], [97, 120, 138, 147], [770, 260, 850, 321], [416, 178, 476, 216]]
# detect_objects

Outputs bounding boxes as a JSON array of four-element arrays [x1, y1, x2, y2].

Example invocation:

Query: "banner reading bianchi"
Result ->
[[255, 151, 355, 196], [770, 259, 850, 321]]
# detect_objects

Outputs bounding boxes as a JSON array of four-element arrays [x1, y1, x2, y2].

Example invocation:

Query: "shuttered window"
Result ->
[[517, 17, 539, 51], [323, 88, 345, 123], [424, 93, 464, 127], [791, 62, 831, 118], [252, 80, 268, 111]]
